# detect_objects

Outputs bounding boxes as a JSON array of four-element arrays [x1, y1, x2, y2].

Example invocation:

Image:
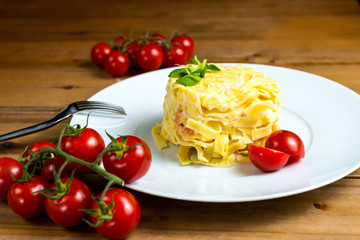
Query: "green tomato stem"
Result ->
[[38, 126, 124, 187], [39, 147, 124, 186], [98, 180, 114, 215], [119, 36, 167, 53]]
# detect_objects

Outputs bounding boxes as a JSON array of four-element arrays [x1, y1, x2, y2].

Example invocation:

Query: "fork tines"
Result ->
[[75, 101, 126, 114]]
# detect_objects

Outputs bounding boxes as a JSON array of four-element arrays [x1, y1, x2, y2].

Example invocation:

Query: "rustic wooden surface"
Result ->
[[0, 0, 360, 239]]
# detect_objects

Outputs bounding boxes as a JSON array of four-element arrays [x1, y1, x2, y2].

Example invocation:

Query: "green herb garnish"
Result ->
[[168, 55, 221, 86]]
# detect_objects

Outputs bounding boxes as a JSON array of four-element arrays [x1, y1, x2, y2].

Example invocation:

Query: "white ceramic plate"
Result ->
[[71, 64, 360, 202]]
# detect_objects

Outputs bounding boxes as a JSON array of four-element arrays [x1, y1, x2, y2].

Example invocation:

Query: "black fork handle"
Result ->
[[0, 104, 75, 142], [0, 102, 124, 142], [0, 117, 68, 142]]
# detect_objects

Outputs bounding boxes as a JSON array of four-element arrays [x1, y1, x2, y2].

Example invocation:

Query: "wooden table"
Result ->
[[1, 0, 360, 239]]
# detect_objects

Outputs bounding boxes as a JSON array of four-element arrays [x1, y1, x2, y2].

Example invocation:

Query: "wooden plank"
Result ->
[[0, 178, 359, 239]]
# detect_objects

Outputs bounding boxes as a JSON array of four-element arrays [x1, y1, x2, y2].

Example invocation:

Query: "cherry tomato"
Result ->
[[0, 157, 23, 200], [148, 33, 166, 47], [136, 43, 164, 71], [60, 128, 105, 176], [8, 175, 49, 218], [91, 42, 112, 67], [45, 177, 92, 227], [91, 188, 141, 239], [171, 35, 195, 59], [164, 44, 188, 67], [126, 41, 140, 69], [115, 35, 139, 69], [40, 157, 72, 184], [102, 135, 152, 183], [116, 36, 126, 47], [104, 50, 130, 77], [248, 145, 290, 172], [115, 35, 133, 48], [22, 141, 57, 163], [265, 130, 305, 164]]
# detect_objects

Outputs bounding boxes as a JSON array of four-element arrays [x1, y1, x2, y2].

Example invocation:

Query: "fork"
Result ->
[[0, 101, 126, 142]]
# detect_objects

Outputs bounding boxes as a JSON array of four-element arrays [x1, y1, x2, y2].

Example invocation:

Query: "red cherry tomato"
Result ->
[[60, 128, 105, 176], [116, 36, 126, 47], [148, 33, 166, 47], [265, 130, 305, 164], [171, 35, 195, 59], [102, 135, 151, 183], [45, 177, 92, 227], [91, 188, 141, 239], [91, 42, 112, 67], [104, 50, 130, 77], [0, 157, 23, 200], [22, 141, 57, 163], [164, 44, 188, 67], [115, 35, 140, 69], [40, 157, 72, 184], [248, 145, 290, 172], [136, 43, 164, 71], [7, 175, 49, 218], [115, 34, 134, 48], [126, 41, 140, 69]]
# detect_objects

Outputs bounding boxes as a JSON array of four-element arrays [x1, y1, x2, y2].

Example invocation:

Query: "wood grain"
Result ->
[[0, 0, 359, 239]]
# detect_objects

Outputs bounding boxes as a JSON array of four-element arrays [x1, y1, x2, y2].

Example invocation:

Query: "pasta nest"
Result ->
[[152, 65, 281, 167]]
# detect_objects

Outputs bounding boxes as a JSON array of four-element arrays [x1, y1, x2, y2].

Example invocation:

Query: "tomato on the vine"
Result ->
[[136, 43, 164, 71], [248, 145, 290, 172], [91, 42, 112, 67], [104, 50, 130, 77], [40, 157, 72, 184], [116, 34, 134, 48], [22, 141, 57, 163], [60, 127, 105, 176], [45, 177, 92, 227], [102, 135, 152, 183], [91, 32, 196, 76], [115, 35, 140, 68], [148, 33, 166, 47], [265, 130, 305, 164], [90, 188, 141, 239], [171, 35, 195, 59], [126, 41, 140, 68], [7, 175, 49, 218], [164, 44, 188, 67], [0, 157, 23, 200]]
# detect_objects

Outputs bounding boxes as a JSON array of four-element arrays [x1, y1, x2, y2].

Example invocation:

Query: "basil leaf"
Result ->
[[191, 55, 201, 65], [207, 64, 221, 71], [176, 74, 202, 86], [185, 64, 197, 74], [193, 66, 206, 78], [199, 59, 207, 77], [169, 68, 187, 78], [171, 56, 221, 86]]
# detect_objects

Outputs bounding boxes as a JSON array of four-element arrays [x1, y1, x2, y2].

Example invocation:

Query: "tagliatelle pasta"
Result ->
[[152, 64, 281, 167]]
